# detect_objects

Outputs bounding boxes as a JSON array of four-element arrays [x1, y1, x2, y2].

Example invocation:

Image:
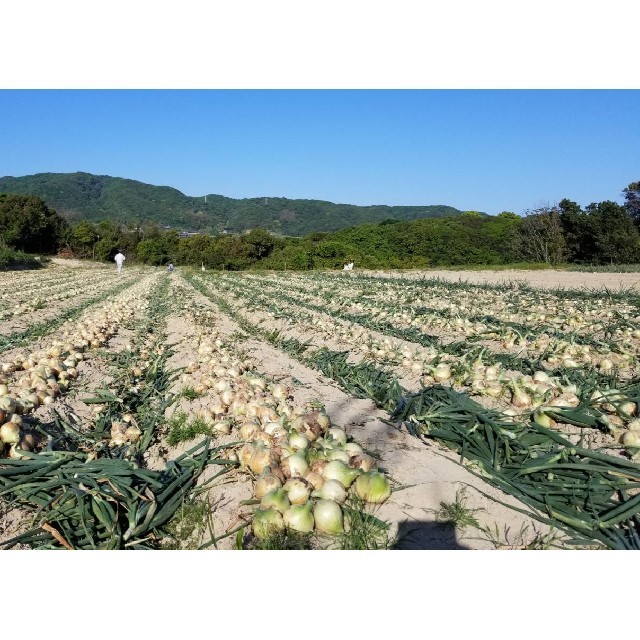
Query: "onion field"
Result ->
[[2, 262, 640, 550]]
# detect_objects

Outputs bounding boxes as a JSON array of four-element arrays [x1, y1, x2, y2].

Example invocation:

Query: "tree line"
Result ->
[[1, 181, 639, 270]]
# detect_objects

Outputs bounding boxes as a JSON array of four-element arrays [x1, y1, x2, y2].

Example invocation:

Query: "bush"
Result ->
[[0, 247, 44, 270]]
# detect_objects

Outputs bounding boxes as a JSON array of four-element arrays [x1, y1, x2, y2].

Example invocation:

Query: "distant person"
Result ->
[[114, 251, 126, 274], [168, 263, 174, 273]]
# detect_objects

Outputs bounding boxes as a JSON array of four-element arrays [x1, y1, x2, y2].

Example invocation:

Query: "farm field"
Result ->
[[2, 263, 640, 550]]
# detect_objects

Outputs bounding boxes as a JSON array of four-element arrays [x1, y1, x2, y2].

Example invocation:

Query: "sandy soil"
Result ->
[[49, 258, 110, 269], [362, 268, 640, 290]]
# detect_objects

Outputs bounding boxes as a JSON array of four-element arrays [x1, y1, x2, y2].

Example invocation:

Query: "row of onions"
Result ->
[[238, 272, 638, 375], [0, 274, 159, 458], [0, 267, 144, 322], [174, 303, 392, 543], [246, 270, 640, 372], [193, 273, 640, 456], [300, 270, 639, 340]]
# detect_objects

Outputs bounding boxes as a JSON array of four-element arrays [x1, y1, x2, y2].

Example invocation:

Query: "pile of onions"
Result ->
[[178, 312, 393, 543]]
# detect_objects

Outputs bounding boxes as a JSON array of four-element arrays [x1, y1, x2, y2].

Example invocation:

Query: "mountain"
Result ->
[[0, 172, 473, 236]]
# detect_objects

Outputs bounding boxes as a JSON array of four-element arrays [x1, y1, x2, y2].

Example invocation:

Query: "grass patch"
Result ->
[[249, 530, 314, 550], [567, 263, 640, 273], [338, 498, 391, 550], [424, 487, 484, 534], [180, 385, 205, 401], [164, 498, 216, 549], [167, 411, 211, 446], [475, 522, 568, 550]]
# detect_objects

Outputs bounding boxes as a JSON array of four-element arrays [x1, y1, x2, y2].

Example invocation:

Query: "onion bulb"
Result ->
[[532, 408, 556, 429], [289, 430, 310, 451], [254, 470, 283, 499], [343, 442, 364, 457], [238, 443, 256, 468], [304, 470, 325, 491], [260, 488, 290, 514], [326, 428, 347, 447], [321, 460, 360, 488], [280, 450, 308, 478], [318, 479, 347, 504], [353, 471, 391, 504], [249, 444, 276, 475], [283, 478, 311, 504], [252, 508, 285, 539], [349, 453, 377, 472], [327, 449, 351, 464], [283, 501, 314, 533], [0, 421, 21, 445], [313, 499, 344, 535], [621, 430, 640, 448]]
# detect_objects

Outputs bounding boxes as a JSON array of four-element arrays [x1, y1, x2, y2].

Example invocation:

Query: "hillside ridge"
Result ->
[[0, 171, 474, 236]]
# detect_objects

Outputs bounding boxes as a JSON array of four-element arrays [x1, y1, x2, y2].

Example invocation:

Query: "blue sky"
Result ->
[[1, 90, 638, 215]]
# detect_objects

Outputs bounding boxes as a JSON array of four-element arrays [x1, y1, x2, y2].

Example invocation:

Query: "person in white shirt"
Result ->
[[114, 251, 126, 273]]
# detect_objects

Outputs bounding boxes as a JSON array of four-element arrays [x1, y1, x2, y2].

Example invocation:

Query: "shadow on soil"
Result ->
[[392, 520, 470, 550]]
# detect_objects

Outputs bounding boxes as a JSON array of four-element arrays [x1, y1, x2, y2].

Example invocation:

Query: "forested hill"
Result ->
[[0, 172, 469, 236]]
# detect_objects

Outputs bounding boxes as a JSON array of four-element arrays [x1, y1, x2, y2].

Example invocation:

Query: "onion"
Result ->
[[239, 421, 261, 441], [532, 408, 556, 429], [510, 381, 532, 409], [249, 445, 276, 475], [621, 430, 640, 448], [264, 421, 286, 437], [349, 453, 377, 472], [318, 479, 347, 504], [322, 460, 360, 488], [271, 384, 289, 402], [343, 442, 364, 457], [618, 401, 637, 419], [433, 363, 452, 382], [328, 449, 351, 464], [280, 450, 308, 478], [0, 421, 21, 444], [283, 478, 311, 504], [0, 396, 16, 413], [353, 471, 391, 504], [260, 488, 291, 514], [254, 470, 283, 498], [238, 443, 256, 468], [313, 499, 344, 534], [309, 410, 331, 432], [253, 431, 274, 448], [289, 430, 310, 451], [252, 508, 285, 540], [283, 501, 314, 533], [304, 470, 325, 491], [326, 428, 347, 447]]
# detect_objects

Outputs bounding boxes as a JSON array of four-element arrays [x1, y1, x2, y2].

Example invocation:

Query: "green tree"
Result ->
[[623, 181, 640, 227], [70, 220, 98, 258], [518, 207, 567, 264], [0, 193, 68, 253], [588, 200, 640, 264], [244, 228, 277, 260], [136, 237, 168, 265]]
